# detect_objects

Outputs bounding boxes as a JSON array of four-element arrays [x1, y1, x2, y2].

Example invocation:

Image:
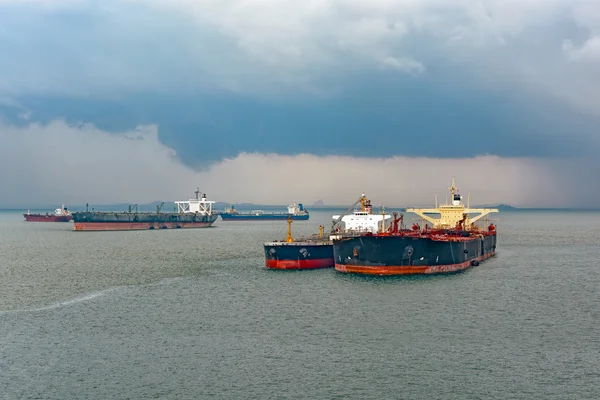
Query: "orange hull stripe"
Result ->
[[335, 252, 495, 275]]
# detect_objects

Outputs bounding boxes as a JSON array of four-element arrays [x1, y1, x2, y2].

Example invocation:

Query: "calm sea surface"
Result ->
[[1, 209, 598, 399]]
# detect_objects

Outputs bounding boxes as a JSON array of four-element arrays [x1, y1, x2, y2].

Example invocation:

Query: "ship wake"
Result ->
[[0, 290, 110, 315]]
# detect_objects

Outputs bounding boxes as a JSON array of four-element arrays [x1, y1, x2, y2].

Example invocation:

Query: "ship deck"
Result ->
[[264, 240, 332, 246], [332, 229, 496, 242]]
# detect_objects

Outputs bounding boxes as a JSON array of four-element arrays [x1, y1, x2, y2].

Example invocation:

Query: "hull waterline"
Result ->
[[73, 221, 216, 231], [333, 232, 497, 276], [264, 241, 334, 270], [335, 251, 495, 275]]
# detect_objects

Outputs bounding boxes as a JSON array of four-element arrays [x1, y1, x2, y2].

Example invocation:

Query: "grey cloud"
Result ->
[[0, 120, 593, 208], [563, 36, 600, 61], [1, 0, 599, 114]]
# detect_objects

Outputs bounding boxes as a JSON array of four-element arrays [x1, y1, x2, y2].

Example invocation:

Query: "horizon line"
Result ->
[[2, 203, 600, 212]]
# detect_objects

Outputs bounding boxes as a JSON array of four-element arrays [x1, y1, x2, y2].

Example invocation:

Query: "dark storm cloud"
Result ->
[[0, 0, 599, 206]]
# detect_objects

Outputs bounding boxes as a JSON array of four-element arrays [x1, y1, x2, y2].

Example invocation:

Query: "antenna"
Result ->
[[195, 188, 200, 200], [448, 176, 456, 198]]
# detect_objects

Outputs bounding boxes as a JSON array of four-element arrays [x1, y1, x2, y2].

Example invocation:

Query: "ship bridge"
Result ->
[[175, 188, 215, 215], [405, 178, 498, 230], [331, 194, 391, 234]]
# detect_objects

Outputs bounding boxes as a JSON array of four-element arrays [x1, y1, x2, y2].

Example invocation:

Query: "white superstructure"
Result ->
[[54, 205, 71, 216], [175, 188, 215, 215], [331, 193, 391, 237], [287, 202, 306, 215]]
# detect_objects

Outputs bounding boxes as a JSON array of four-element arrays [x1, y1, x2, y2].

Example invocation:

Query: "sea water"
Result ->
[[0, 209, 598, 399]]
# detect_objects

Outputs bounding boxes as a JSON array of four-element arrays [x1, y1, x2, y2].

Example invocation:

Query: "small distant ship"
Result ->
[[332, 178, 499, 276], [220, 202, 309, 221], [24, 205, 73, 222], [263, 194, 387, 270], [71, 189, 219, 231]]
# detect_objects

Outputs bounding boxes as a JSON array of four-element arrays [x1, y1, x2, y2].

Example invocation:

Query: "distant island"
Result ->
[[476, 204, 518, 211], [19, 202, 597, 213]]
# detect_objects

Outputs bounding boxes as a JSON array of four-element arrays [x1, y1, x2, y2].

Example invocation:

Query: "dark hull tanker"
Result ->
[[221, 202, 309, 221], [222, 213, 309, 221], [264, 240, 333, 270], [72, 212, 218, 231], [72, 190, 219, 231], [333, 231, 496, 275], [262, 194, 383, 270], [333, 178, 499, 276]]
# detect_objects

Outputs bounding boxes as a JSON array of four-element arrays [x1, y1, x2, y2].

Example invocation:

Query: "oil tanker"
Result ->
[[264, 220, 333, 270], [263, 194, 389, 270], [24, 205, 73, 222], [220, 202, 309, 221], [332, 178, 498, 276], [71, 189, 219, 231]]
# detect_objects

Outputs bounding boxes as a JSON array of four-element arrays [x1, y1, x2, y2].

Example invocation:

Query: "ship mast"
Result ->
[[286, 216, 293, 242], [449, 177, 456, 199]]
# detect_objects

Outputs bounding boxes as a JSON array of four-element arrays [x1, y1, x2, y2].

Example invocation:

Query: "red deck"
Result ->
[[353, 229, 497, 241]]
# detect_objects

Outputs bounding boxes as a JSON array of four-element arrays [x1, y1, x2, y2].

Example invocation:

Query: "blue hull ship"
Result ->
[[220, 202, 310, 221]]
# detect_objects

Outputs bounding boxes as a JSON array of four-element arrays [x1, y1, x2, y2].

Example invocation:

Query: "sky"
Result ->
[[1, 0, 599, 208]]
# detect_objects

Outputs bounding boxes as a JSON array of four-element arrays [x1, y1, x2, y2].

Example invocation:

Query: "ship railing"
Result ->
[[332, 227, 495, 239], [332, 228, 380, 237]]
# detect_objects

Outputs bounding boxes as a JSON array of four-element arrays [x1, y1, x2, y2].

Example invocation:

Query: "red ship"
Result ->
[[24, 205, 73, 222]]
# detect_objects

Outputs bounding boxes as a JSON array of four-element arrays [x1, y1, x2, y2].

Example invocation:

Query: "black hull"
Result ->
[[333, 234, 497, 275], [263, 241, 334, 270], [72, 212, 218, 224]]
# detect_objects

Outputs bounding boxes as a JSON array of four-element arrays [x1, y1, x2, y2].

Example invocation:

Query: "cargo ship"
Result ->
[[332, 178, 499, 276], [71, 189, 219, 231], [220, 202, 309, 221], [24, 205, 73, 222], [263, 194, 389, 270]]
